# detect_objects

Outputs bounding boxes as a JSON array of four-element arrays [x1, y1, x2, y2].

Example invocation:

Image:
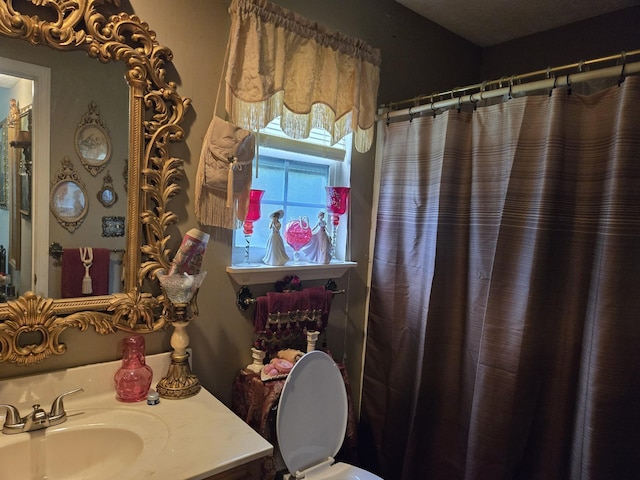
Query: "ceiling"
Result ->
[[396, 0, 640, 47]]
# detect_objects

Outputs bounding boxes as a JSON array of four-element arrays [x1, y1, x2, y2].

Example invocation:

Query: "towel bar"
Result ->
[[235, 280, 345, 312], [48, 242, 125, 262]]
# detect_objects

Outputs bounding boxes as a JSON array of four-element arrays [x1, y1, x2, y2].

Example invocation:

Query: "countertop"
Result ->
[[0, 352, 273, 480]]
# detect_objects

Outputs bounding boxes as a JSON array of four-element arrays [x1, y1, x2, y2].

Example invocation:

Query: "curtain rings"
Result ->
[[457, 96, 463, 113], [429, 92, 438, 118], [566, 74, 572, 95], [619, 50, 627, 86], [469, 92, 478, 111], [549, 76, 558, 97], [508, 75, 515, 100], [430, 101, 438, 118], [408, 105, 415, 123], [386, 109, 391, 127], [479, 80, 488, 103]]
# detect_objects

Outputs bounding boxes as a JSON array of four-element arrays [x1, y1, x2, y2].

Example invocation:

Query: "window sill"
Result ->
[[226, 261, 357, 286]]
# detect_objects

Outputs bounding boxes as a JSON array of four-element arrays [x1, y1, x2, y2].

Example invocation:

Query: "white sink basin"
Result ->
[[0, 352, 272, 479], [0, 408, 169, 480]]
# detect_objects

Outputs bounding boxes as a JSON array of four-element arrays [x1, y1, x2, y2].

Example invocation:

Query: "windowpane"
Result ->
[[253, 159, 284, 201], [231, 120, 351, 264], [248, 204, 282, 249], [235, 158, 328, 252], [288, 164, 327, 205]]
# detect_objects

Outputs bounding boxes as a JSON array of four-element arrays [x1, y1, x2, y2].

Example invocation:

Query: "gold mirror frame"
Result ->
[[0, 0, 190, 365]]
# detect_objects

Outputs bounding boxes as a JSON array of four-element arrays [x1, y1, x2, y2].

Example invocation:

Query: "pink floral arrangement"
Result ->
[[275, 275, 301, 292]]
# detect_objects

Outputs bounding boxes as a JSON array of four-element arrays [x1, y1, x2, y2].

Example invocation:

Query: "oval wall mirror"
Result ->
[[50, 157, 89, 233], [0, 0, 190, 366], [75, 101, 112, 176], [97, 171, 118, 208]]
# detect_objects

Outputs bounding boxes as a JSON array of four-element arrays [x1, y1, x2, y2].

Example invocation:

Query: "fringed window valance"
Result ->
[[226, 0, 381, 153]]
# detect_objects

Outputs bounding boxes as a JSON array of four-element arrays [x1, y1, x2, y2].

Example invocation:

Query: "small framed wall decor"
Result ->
[[97, 171, 118, 207], [50, 157, 89, 233], [102, 216, 125, 237], [75, 101, 111, 176]]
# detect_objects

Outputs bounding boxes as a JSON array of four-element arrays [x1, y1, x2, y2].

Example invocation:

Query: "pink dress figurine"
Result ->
[[302, 211, 331, 264]]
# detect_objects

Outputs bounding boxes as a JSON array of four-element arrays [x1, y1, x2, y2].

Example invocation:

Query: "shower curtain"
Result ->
[[362, 76, 640, 480]]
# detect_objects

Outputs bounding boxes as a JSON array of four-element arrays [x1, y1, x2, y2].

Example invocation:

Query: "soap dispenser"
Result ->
[[114, 335, 153, 402]]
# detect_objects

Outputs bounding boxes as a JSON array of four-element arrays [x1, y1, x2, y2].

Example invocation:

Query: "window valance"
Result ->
[[226, 0, 381, 153]]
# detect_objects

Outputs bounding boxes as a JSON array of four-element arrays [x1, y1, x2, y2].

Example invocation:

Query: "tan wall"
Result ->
[[481, 7, 640, 79], [1, 0, 636, 412], [104, 0, 480, 408]]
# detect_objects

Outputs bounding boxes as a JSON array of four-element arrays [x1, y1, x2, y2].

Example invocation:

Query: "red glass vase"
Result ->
[[285, 217, 312, 263], [325, 186, 350, 260], [243, 189, 265, 234], [242, 189, 265, 264], [326, 186, 350, 219], [114, 335, 153, 402]]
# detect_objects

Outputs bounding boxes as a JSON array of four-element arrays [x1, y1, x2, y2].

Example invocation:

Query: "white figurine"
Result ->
[[302, 211, 332, 264], [262, 209, 290, 266]]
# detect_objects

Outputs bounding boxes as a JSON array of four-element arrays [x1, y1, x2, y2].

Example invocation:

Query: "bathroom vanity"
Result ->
[[0, 353, 273, 480]]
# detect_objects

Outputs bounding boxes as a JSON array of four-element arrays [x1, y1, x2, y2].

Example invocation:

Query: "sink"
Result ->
[[0, 352, 273, 479], [0, 408, 169, 480]]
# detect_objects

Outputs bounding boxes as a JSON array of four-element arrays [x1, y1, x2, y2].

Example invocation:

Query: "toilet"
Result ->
[[276, 350, 383, 480]]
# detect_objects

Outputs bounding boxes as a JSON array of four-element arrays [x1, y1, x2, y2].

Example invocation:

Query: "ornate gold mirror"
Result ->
[[0, 0, 190, 365]]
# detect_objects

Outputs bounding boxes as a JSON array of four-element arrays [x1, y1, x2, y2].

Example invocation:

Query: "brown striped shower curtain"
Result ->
[[362, 76, 640, 480]]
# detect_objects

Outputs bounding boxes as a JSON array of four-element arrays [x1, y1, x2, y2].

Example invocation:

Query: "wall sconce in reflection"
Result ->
[[156, 271, 207, 399], [10, 130, 32, 176]]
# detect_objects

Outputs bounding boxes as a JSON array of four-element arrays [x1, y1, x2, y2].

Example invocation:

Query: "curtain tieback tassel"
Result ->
[[79, 247, 93, 295]]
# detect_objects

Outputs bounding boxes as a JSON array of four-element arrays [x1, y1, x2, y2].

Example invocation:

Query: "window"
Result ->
[[231, 120, 351, 265]]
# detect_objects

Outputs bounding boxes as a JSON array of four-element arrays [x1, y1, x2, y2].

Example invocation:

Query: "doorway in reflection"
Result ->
[[0, 70, 33, 300]]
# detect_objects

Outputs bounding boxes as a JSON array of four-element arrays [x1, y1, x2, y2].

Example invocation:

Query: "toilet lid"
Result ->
[[276, 350, 348, 475]]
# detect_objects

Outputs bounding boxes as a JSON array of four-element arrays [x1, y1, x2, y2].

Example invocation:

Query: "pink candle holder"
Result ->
[[325, 186, 350, 260], [243, 189, 265, 264], [285, 217, 312, 263]]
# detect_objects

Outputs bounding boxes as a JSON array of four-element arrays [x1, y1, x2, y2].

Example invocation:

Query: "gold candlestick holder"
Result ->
[[156, 271, 207, 399]]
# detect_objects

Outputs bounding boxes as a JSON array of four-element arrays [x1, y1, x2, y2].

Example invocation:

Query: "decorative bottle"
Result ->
[[114, 335, 153, 402]]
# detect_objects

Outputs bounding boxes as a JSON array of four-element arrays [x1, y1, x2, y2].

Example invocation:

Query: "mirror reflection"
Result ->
[[0, 41, 128, 301], [0, 0, 190, 365], [0, 71, 33, 302]]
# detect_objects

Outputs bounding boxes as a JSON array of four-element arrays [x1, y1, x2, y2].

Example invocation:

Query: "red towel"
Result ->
[[267, 289, 309, 314], [304, 286, 335, 330], [254, 295, 269, 333], [254, 286, 334, 333], [61, 248, 110, 298]]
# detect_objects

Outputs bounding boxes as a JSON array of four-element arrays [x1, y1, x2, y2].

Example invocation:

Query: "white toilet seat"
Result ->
[[276, 350, 383, 480]]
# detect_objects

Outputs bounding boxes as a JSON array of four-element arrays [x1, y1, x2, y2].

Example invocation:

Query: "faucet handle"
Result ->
[[0, 404, 22, 426], [49, 388, 84, 420]]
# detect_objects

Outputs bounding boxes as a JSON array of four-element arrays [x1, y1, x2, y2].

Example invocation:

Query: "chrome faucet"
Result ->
[[0, 387, 84, 435]]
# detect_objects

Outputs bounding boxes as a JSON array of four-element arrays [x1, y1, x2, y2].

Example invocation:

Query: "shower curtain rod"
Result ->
[[378, 49, 640, 121]]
